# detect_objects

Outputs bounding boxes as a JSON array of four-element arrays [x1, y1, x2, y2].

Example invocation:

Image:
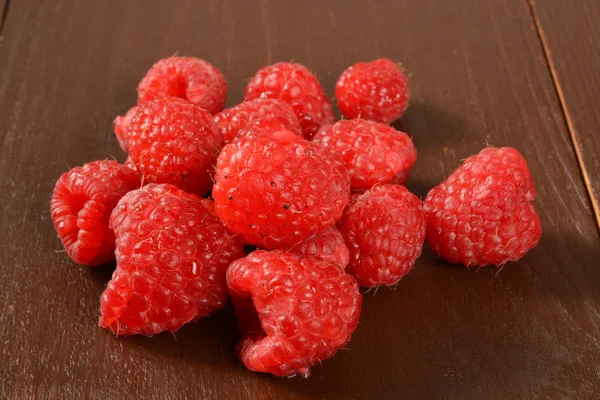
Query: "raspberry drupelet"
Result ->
[[124, 156, 137, 172], [50, 160, 140, 266], [113, 105, 138, 153], [99, 183, 244, 336], [424, 147, 542, 267]]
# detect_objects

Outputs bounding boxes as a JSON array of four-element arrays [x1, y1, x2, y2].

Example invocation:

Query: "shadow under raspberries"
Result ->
[[86, 260, 117, 283], [127, 300, 241, 367]]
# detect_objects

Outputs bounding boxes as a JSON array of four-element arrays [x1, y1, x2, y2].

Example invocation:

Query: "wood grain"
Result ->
[[528, 0, 600, 229], [1, 0, 600, 399]]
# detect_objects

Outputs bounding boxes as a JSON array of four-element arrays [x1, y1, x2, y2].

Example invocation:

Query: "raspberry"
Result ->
[[213, 98, 301, 144], [227, 250, 362, 377], [127, 97, 222, 196], [137, 57, 227, 114], [338, 184, 426, 287], [424, 147, 542, 267], [213, 130, 351, 249], [50, 160, 140, 266], [113, 106, 138, 153], [312, 119, 416, 190], [99, 183, 244, 336], [244, 62, 335, 139], [336, 59, 409, 123], [289, 228, 349, 269]]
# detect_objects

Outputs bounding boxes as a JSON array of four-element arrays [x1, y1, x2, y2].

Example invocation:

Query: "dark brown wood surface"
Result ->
[[529, 0, 600, 228], [1, 1, 600, 399]]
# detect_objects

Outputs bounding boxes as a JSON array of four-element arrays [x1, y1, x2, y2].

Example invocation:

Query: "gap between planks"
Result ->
[[0, 0, 11, 37], [526, 0, 600, 233]]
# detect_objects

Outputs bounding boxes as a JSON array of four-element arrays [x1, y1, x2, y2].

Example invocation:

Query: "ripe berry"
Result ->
[[137, 56, 227, 114], [99, 183, 244, 336], [244, 62, 335, 139], [312, 118, 416, 190], [213, 131, 351, 249], [113, 106, 138, 153], [289, 227, 349, 269], [50, 160, 140, 266], [127, 97, 222, 196], [338, 184, 426, 287], [336, 58, 409, 123], [213, 98, 301, 144], [424, 147, 542, 267], [227, 250, 362, 377]]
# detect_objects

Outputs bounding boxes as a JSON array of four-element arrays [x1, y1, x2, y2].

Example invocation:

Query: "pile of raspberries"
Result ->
[[51, 57, 542, 377]]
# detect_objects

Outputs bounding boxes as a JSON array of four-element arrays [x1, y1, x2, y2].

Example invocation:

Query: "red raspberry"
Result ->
[[213, 98, 301, 144], [289, 228, 349, 269], [99, 183, 244, 336], [213, 131, 351, 249], [312, 118, 416, 190], [113, 106, 138, 152], [336, 59, 409, 123], [127, 97, 222, 196], [424, 147, 542, 267], [227, 250, 362, 377], [244, 62, 335, 139], [137, 57, 227, 114], [338, 184, 426, 287], [50, 160, 140, 266]]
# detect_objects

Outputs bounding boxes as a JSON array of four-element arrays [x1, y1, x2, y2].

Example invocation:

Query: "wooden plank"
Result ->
[[1, 0, 599, 398], [529, 0, 600, 229]]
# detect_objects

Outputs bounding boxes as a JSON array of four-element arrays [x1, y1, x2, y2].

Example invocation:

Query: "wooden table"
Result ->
[[2, 1, 600, 399]]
